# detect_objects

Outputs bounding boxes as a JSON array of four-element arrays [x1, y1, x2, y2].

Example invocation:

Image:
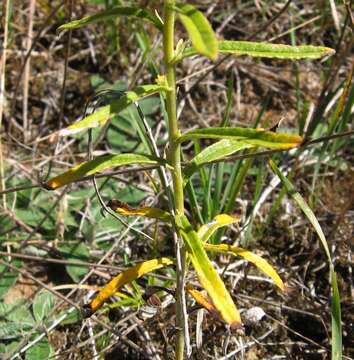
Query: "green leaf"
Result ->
[[331, 272, 342, 360], [175, 3, 218, 61], [181, 40, 335, 60], [269, 160, 331, 262], [25, 337, 53, 360], [204, 243, 285, 291], [57, 6, 163, 32], [45, 153, 163, 190], [59, 84, 168, 136], [175, 214, 241, 327], [59, 242, 90, 283], [0, 260, 21, 298], [33, 290, 55, 323], [198, 214, 240, 243], [183, 140, 253, 182], [178, 127, 303, 149]]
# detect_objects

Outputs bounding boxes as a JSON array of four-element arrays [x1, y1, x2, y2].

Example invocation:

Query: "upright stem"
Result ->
[[163, 1, 186, 359]]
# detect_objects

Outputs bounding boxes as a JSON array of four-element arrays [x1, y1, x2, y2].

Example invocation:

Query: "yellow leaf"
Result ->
[[204, 243, 284, 291], [198, 214, 240, 242], [87, 257, 173, 314], [107, 199, 171, 222]]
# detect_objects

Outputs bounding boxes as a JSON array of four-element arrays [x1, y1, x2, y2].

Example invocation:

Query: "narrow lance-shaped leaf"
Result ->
[[107, 199, 172, 222], [175, 214, 242, 328], [180, 40, 335, 61], [60, 84, 169, 136], [175, 3, 218, 61], [198, 214, 240, 243], [45, 153, 163, 190], [57, 6, 163, 32], [269, 160, 341, 359], [178, 127, 303, 149], [184, 140, 253, 182], [83, 258, 173, 315], [204, 243, 285, 291]]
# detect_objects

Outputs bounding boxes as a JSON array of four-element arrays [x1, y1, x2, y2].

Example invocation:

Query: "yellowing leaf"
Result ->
[[198, 214, 240, 243], [175, 3, 218, 61], [107, 199, 171, 222], [45, 153, 162, 190], [204, 243, 284, 291], [59, 85, 168, 136], [175, 214, 242, 328], [87, 258, 173, 314], [186, 285, 221, 319], [178, 127, 303, 149]]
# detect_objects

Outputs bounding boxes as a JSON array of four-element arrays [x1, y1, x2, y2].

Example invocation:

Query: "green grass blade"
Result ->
[[181, 40, 335, 60], [178, 127, 303, 149], [45, 153, 163, 190], [59, 85, 168, 136], [175, 3, 218, 61], [57, 6, 163, 32], [331, 271, 342, 360], [175, 214, 241, 327], [269, 160, 342, 360]]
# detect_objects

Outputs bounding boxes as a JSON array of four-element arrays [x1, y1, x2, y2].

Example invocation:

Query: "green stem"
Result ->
[[163, 1, 186, 359]]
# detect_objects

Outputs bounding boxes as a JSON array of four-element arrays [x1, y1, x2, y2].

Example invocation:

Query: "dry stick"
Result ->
[[0, 0, 11, 210], [0, 250, 125, 271], [58, 0, 73, 129], [23, 0, 36, 143], [180, 0, 293, 102], [9, 1, 65, 122]]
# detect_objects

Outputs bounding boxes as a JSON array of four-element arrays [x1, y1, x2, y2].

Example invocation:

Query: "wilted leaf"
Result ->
[[178, 127, 303, 149], [57, 6, 163, 32], [183, 140, 253, 182], [186, 285, 220, 318], [198, 214, 240, 243], [59, 85, 168, 136], [108, 199, 171, 222], [175, 3, 218, 61], [175, 214, 242, 328], [86, 257, 173, 314], [181, 40, 335, 60], [45, 153, 163, 190], [204, 243, 285, 291]]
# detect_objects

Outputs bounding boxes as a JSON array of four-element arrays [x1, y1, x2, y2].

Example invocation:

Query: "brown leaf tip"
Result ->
[[107, 199, 132, 212]]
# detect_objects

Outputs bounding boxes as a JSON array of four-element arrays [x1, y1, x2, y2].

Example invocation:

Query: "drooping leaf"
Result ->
[[57, 6, 163, 32], [183, 140, 253, 182], [186, 285, 220, 319], [175, 3, 218, 61], [204, 243, 285, 291], [33, 290, 56, 323], [59, 84, 168, 136], [175, 214, 241, 327], [45, 153, 163, 190], [86, 257, 173, 315], [178, 127, 303, 149], [198, 214, 240, 243], [107, 199, 171, 222], [181, 40, 335, 60]]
